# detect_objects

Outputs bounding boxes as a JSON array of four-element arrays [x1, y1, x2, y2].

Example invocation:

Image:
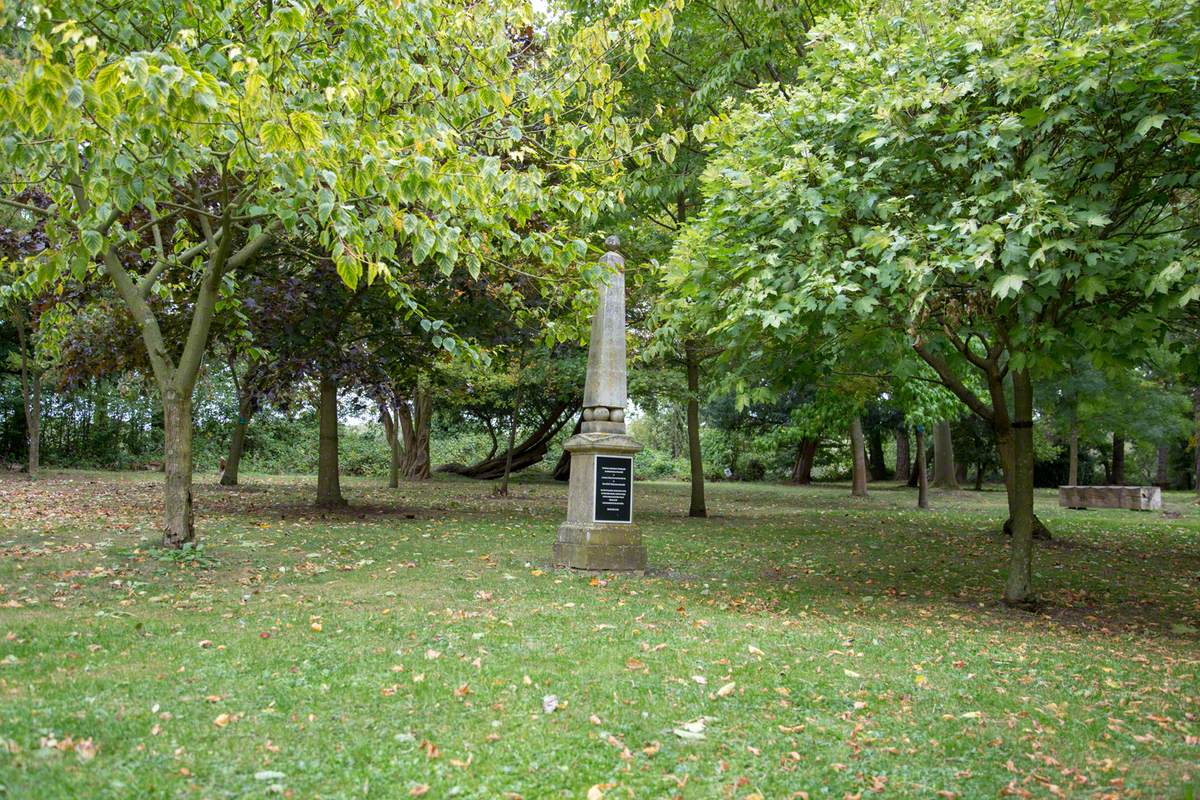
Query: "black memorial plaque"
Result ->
[[593, 455, 633, 523]]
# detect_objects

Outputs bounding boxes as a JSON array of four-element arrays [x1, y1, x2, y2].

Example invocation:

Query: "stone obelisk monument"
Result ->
[[554, 236, 646, 572]]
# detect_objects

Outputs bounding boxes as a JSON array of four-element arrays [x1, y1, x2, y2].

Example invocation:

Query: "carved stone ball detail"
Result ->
[[582, 408, 594, 421], [610, 409, 624, 423], [604, 234, 621, 251], [593, 407, 611, 421]]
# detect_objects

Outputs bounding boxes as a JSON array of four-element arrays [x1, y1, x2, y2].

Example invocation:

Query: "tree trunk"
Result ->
[[442, 401, 573, 480], [911, 341, 1050, 600], [933, 420, 958, 489], [396, 386, 432, 480], [791, 437, 818, 484], [1111, 433, 1125, 485], [850, 416, 868, 497], [553, 415, 582, 481], [15, 317, 39, 478], [1068, 427, 1079, 486], [867, 427, 888, 480], [415, 391, 432, 477], [670, 405, 682, 459], [1194, 388, 1200, 497], [990, 384, 1050, 546], [482, 417, 500, 461], [1156, 444, 1170, 488], [389, 423, 401, 487], [907, 445, 920, 487], [916, 426, 929, 509], [316, 372, 346, 508], [498, 387, 521, 497], [685, 345, 707, 517], [380, 402, 401, 489], [26, 371, 40, 478], [894, 429, 910, 483], [974, 461, 984, 491], [219, 392, 254, 486], [100, 228, 271, 547], [162, 388, 195, 548], [1004, 369, 1037, 606]]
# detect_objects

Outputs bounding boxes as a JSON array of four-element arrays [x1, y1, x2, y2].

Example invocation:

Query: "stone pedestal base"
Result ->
[[553, 431, 646, 572], [554, 522, 646, 572]]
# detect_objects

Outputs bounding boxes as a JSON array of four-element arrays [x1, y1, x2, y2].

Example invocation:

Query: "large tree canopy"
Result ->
[[3, 0, 671, 287], [0, 0, 680, 545], [669, 0, 1200, 603]]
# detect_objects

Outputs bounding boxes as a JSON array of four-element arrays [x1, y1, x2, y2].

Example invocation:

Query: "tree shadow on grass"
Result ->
[[259, 502, 428, 522], [738, 524, 1200, 643]]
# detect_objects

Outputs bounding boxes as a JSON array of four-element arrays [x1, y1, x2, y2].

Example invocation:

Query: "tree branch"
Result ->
[[103, 247, 174, 387], [912, 341, 994, 423]]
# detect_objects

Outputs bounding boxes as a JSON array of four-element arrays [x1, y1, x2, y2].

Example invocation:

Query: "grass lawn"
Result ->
[[0, 470, 1197, 799]]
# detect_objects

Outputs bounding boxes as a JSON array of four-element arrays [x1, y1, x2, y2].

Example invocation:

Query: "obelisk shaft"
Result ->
[[581, 249, 627, 417], [580, 237, 628, 434]]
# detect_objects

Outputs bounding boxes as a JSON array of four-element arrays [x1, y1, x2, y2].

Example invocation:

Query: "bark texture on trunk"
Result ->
[[1112, 433, 1125, 486], [850, 416, 868, 497], [219, 392, 255, 486], [316, 372, 346, 508], [916, 427, 929, 509], [894, 429, 910, 483], [791, 437, 819, 484], [1003, 369, 1036, 607], [162, 389, 195, 547], [933, 420, 958, 489], [685, 346, 707, 517]]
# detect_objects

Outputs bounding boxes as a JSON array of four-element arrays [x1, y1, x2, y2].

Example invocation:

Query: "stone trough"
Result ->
[[1058, 485, 1162, 511]]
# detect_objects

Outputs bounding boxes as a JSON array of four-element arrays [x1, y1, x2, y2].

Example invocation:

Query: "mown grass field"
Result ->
[[0, 470, 1197, 799]]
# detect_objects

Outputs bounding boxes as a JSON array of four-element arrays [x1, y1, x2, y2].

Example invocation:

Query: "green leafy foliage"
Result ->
[[1, 0, 680, 295], [152, 540, 217, 569], [671, 0, 1200, 371]]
